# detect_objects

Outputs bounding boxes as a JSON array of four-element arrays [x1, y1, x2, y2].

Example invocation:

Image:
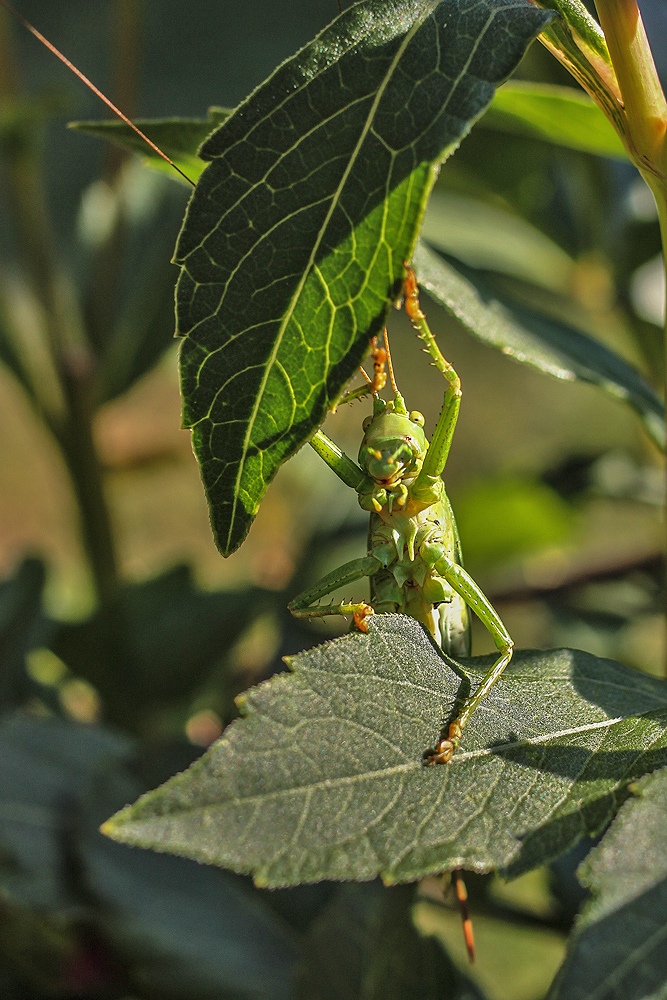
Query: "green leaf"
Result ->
[[549, 767, 667, 1000], [102, 615, 667, 888], [175, 0, 554, 555], [82, 757, 301, 1000], [298, 882, 486, 1000], [50, 567, 271, 728], [412, 242, 666, 450], [0, 713, 130, 908], [481, 81, 628, 159], [529, 0, 629, 146], [69, 108, 231, 184], [0, 559, 52, 710]]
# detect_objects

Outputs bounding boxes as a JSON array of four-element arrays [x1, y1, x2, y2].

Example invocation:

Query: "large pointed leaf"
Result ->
[[102, 616, 667, 888], [174, 0, 554, 555], [549, 767, 667, 1000], [412, 242, 666, 449]]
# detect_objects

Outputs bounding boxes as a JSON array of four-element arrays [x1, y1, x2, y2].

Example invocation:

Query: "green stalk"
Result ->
[[591, 0, 667, 664], [594, 0, 667, 173]]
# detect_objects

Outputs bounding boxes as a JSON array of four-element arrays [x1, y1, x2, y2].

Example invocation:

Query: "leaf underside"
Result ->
[[413, 242, 666, 449], [102, 615, 667, 889], [174, 0, 553, 555]]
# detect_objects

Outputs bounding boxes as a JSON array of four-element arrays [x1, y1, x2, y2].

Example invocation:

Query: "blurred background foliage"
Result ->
[[0, 0, 664, 998]]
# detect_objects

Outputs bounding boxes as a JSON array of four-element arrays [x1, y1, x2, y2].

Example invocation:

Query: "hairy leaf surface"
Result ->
[[102, 616, 667, 887], [549, 767, 667, 1000], [174, 0, 553, 554]]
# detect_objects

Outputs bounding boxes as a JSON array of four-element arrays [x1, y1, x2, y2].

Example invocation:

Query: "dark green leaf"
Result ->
[[413, 242, 666, 449], [69, 108, 231, 184], [51, 567, 272, 727], [82, 764, 300, 1000], [298, 882, 486, 1000], [481, 81, 628, 159], [175, 0, 554, 555], [0, 713, 130, 908], [0, 559, 52, 710], [549, 767, 667, 1000], [102, 615, 667, 888]]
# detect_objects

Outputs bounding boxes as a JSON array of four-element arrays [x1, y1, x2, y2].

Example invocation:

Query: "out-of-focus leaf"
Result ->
[[51, 566, 272, 726], [298, 882, 486, 1000], [455, 475, 574, 567], [549, 767, 667, 1000], [413, 242, 666, 450], [69, 108, 231, 184], [0, 714, 130, 908], [82, 762, 300, 1000], [93, 199, 185, 405], [0, 560, 52, 710], [102, 615, 667, 888], [420, 189, 574, 290], [0, 314, 33, 404], [481, 81, 628, 159], [175, 0, 554, 555]]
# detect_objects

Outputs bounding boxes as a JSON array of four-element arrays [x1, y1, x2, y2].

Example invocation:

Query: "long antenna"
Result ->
[[0, 0, 195, 187]]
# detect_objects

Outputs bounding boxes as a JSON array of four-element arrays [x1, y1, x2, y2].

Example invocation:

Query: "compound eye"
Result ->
[[409, 410, 425, 427], [362, 415, 373, 432]]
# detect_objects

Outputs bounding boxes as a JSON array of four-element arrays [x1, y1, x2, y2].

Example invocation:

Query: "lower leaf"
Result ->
[[102, 616, 667, 888]]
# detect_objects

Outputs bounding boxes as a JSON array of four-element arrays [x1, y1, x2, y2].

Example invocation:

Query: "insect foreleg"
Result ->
[[309, 430, 366, 490], [423, 550, 513, 763], [288, 555, 381, 631]]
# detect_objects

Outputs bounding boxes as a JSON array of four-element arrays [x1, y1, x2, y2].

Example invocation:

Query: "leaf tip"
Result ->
[[99, 818, 116, 838]]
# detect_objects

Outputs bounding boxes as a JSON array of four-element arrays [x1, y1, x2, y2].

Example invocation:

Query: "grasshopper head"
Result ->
[[358, 396, 427, 487]]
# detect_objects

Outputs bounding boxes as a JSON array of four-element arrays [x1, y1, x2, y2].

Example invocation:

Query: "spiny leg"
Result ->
[[288, 555, 381, 631], [404, 266, 462, 489], [424, 550, 513, 764], [337, 333, 388, 406], [451, 870, 475, 963]]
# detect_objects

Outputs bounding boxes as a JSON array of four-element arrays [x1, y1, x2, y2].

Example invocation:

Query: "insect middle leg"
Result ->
[[288, 555, 381, 631]]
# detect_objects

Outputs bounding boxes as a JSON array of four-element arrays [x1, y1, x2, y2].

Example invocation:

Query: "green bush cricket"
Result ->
[[290, 267, 514, 765]]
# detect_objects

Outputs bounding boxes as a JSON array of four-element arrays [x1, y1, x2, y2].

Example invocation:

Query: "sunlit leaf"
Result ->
[[481, 81, 627, 158], [413, 242, 665, 449], [175, 0, 554, 555], [529, 0, 628, 147], [549, 767, 667, 1000], [102, 616, 667, 888]]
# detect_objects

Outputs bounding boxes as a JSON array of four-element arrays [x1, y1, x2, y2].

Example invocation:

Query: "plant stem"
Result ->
[[593, 0, 667, 664], [652, 182, 667, 663], [594, 0, 667, 172], [0, 9, 120, 607]]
